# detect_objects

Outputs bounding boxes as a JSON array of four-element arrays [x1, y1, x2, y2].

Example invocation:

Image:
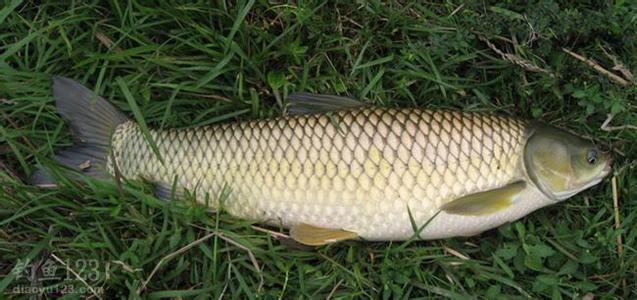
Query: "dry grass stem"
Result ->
[[443, 245, 470, 260], [137, 230, 263, 294], [216, 233, 264, 291], [600, 46, 633, 81], [251, 225, 290, 239], [137, 231, 218, 294], [326, 279, 345, 300], [50, 254, 103, 299], [611, 176, 623, 256], [449, 4, 464, 17], [479, 36, 552, 75], [601, 114, 637, 132], [562, 48, 631, 87], [111, 260, 142, 274], [95, 32, 121, 51]]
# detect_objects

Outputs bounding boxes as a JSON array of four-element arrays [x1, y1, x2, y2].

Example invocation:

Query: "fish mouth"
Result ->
[[577, 157, 614, 195], [602, 157, 613, 177]]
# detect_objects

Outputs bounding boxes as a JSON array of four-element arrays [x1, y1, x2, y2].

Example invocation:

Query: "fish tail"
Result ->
[[31, 76, 129, 186]]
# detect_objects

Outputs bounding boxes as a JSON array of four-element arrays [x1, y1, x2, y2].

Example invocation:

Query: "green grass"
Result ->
[[1, 1, 636, 298]]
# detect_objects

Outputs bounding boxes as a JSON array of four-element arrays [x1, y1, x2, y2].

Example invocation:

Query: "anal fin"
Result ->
[[440, 181, 526, 216], [290, 223, 358, 246]]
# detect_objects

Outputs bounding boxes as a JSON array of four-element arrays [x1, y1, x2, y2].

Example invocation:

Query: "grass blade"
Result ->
[[115, 77, 164, 163]]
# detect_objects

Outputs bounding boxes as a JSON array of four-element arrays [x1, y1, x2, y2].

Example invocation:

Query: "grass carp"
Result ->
[[34, 77, 612, 246]]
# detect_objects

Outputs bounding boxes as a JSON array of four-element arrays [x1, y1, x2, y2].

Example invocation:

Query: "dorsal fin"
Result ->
[[286, 93, 365, 115]]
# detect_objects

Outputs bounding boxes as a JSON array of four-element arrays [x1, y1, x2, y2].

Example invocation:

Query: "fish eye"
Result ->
[[586, 149, 598, 165]]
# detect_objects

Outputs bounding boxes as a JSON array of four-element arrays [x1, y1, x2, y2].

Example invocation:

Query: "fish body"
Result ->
[[109, 108, 532, 240], [36, 77, 612, 245]]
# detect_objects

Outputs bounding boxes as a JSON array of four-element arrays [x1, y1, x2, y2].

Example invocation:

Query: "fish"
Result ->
[[34, 77, 613, 246]]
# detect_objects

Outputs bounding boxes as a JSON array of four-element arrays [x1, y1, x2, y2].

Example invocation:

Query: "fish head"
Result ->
[[524, 123, 612, 201]]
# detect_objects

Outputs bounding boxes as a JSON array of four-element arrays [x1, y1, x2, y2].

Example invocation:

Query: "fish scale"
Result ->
[[107, 107, 529, 240]]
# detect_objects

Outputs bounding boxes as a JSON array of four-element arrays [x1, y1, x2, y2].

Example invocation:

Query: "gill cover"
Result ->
[[524, 123, 610, 200]]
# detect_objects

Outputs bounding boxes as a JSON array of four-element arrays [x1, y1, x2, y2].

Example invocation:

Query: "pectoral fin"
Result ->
[[290, 223, 358, 246], [440, 181, 526, 216]]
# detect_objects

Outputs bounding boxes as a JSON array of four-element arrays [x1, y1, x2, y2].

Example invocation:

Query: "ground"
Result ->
[[0, 1, 636, 298]]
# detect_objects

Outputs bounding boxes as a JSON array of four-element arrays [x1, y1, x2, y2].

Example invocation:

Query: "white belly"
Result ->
[[356, 186, 553, 241]]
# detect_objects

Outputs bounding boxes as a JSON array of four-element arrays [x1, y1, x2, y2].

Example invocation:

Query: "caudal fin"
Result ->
[[32, 76, 129, 186]]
